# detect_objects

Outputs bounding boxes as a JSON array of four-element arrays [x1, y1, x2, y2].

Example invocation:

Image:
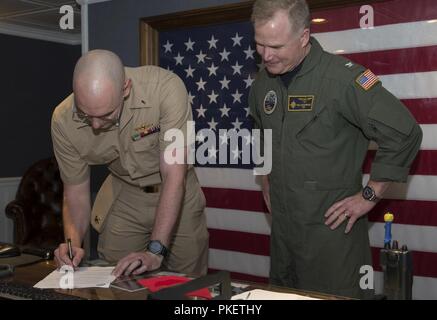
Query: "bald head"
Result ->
[[73, 49, 126, 116]]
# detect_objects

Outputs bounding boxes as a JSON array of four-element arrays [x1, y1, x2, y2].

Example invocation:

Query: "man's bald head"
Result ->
[[73, 50, 126, 116]]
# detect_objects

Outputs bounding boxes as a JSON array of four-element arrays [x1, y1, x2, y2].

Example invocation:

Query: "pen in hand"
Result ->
[[67, 238, 74, 263]]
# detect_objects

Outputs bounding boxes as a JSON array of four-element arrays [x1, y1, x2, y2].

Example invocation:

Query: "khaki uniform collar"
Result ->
[[118, 75, 150, 130], [71, 98, 89, 129]]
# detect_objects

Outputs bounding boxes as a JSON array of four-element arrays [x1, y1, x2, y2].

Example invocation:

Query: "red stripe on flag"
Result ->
[[203, 187, 268, 212], [208, 268, 269, 284], [209, 228, 270, 256], [204, 188, 437, 227], [368, 200, 437, 227], [311, 0, 437, 33], [208, 228, 437, 278], [403, 98, 437, 124], [363, 150, 437, 176], [342, 46, 437, 76]]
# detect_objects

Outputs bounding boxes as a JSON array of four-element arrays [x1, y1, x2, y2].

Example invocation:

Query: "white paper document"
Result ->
[[34, 266, 116, 289], [231, 289, 321, 300]]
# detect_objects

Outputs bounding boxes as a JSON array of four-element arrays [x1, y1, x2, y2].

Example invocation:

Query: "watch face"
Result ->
[[147, 240, 168, 257], [363, 186, 375, 200], [148, 241, 162, 254]]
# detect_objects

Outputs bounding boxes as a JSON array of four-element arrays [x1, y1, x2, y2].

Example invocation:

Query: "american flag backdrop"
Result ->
[[159, 0, 437, 299]]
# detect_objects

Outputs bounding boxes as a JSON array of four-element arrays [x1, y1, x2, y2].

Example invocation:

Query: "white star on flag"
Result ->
[[231, 32, 243, 46], [231, 117, 243, 130], [196, 104, 207, 118], [208, 146, 218, 158], [174, 52, 184, 65], [196, 77, 207, 91], [244, 46, 255, 59], [244, 134, 255, 146], [208, 90, 219, 104], [208, 35, 219, 49], [184, 38, 195, 51], [208, 117, 218, 131], [220, 103, 231, 117], [244, 107, 250, 117], [231, 147, 242, 159], [231, 61, 243, 75], [163, 40, 173, 53], [196, 50, 207, 63], [219, 131, 229, 145], [185, 65, 195, 78], [188, 92, 195, 105], [219, 75, 231, 89], [243, 75, 254, 88], [196, 131, 206, 142], [207, 62, 219, 76], [219, 48, 231, 61], [232, 89, 243, 103]]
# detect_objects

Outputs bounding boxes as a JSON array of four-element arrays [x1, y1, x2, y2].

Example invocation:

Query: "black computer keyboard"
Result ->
[[0, 280, 87, 300]]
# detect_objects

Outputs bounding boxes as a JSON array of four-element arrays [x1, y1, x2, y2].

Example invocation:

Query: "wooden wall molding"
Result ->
[[140, 0, 386, 65]]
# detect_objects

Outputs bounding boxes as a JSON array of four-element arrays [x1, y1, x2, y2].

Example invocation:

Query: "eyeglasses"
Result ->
[[72, 100, 124, 131]]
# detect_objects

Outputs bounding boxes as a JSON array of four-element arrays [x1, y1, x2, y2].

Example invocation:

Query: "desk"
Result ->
[[3, 260, 348, 300]]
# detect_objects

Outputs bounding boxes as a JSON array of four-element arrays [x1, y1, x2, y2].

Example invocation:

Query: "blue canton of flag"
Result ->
[[159, 21, 260, 169]]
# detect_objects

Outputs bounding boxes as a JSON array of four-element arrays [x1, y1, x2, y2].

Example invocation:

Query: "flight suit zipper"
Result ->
[[279, 77, 295, 214]]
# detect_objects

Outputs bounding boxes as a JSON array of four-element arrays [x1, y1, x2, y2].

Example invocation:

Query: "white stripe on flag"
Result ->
[[206, 207, 437, 253], [363, 174, 437, 201], [314, 20, 437, 54], [197, 168, 437, 202], [380, 71, 437, 99], [196, 167, 259, 190], [370, 124, 437, 150], [209, 248, 270, 278], [206, 207, 272, 234], [369, 223, 437, 253]]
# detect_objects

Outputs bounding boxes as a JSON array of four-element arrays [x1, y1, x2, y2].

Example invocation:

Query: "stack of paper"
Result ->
[[34, 267, 116, 289]]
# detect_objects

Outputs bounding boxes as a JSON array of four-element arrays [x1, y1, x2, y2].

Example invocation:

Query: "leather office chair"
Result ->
[[5, 157, 64, 251]]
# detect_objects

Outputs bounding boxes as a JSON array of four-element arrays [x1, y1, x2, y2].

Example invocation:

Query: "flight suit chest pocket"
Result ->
[[295, 105, 345, 146]]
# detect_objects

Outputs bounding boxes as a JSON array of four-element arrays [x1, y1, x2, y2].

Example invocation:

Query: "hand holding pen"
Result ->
[[67, 238, 74, 262], [53, 238, 85, 269]]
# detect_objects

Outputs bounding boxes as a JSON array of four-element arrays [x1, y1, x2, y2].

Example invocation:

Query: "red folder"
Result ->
[[138, 275, 212, 299]]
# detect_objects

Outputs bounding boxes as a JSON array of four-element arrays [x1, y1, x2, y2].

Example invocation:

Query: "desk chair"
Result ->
[[5, 157, 64, 252]]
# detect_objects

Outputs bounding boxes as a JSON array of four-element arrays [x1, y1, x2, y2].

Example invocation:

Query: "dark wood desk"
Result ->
[[8, 261, 148, 300], [5, 260, 348, 300]]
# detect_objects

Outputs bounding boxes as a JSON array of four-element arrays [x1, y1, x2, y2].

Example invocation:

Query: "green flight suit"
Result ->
[[249, 37, 422, 299]]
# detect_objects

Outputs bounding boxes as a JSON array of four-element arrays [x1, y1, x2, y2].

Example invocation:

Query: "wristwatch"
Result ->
[[146, 240, 169, 258], [362, 185, 379, 202]]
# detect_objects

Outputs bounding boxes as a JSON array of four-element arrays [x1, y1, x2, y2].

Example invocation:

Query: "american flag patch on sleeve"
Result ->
[[356, 69, 380, 90]]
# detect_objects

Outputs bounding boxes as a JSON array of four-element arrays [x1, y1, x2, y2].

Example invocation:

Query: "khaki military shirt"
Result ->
[[51, 66, 192, 187]]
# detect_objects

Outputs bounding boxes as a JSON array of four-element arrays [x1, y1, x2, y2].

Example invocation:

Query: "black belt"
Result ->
[[142, 184, 161, 193]]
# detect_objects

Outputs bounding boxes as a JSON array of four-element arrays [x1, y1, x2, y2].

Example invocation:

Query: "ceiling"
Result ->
[[0, 0, 82, 44]]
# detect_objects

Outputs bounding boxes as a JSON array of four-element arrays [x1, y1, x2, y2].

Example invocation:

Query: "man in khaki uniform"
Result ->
[[52, 49, 208, 277], [249, 0, 422, 298]]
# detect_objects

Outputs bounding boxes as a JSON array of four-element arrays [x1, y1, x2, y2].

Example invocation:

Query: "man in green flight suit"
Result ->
[[249, 0, 422, 299]]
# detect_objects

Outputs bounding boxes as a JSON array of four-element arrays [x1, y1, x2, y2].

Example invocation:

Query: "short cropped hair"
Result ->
[[251, 0, 311, 32]]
